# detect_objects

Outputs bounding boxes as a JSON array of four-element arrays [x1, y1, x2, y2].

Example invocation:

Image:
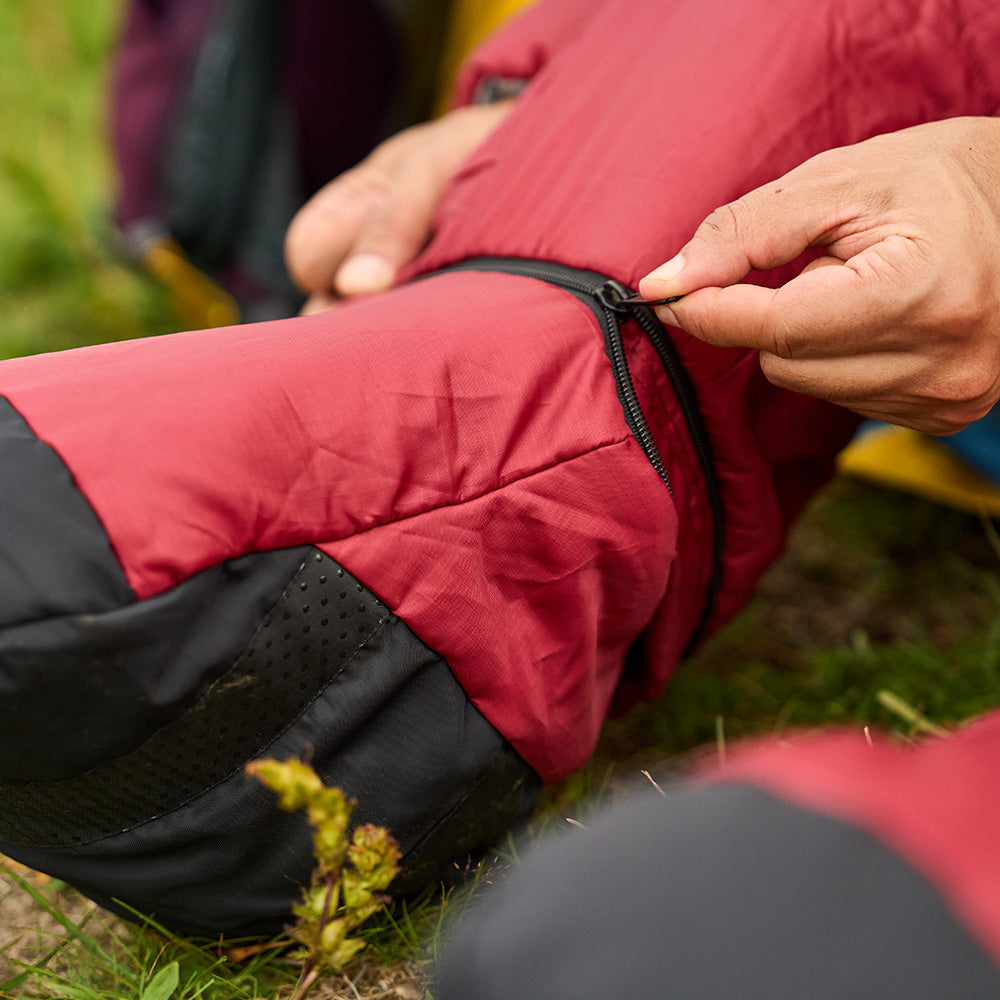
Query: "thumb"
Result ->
[[638, 161, 846, 301], [334, 165, 442, 296]]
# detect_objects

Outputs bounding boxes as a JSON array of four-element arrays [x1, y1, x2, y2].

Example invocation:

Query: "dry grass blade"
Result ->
[[876, 689, 951, 738]]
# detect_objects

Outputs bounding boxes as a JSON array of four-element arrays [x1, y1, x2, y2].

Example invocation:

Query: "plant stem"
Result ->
[[316, 874, 336, 949], [289, 964, 320, 1000]]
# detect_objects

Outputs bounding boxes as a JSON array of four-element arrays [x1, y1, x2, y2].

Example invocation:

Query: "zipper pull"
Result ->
[[595, 280, 682, 314]]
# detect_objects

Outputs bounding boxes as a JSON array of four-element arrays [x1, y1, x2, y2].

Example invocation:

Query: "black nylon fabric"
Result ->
[[438, 783, 1000, 1000], [0, 546, 309, 784], [0, 555, 539, 936], [0, 395, 134, 627]]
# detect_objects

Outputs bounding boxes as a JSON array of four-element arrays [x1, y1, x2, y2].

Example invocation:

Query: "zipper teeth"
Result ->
[[441, 257, 616, 299], [529, 267, 675, 493], [629, 303, 725, 652], [427, 256, 724, 651], [437, 258, 673, 492], [631, 306, 717, 490], [596, 300, 672, 492]]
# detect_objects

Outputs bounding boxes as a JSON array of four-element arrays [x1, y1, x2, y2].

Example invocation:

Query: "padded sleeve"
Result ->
[[438, 774, 1000, 999], [709, 710, 1000, 968]]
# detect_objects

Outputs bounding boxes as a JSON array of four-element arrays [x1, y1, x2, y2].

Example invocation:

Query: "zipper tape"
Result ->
[[418, 257, 724, 657]]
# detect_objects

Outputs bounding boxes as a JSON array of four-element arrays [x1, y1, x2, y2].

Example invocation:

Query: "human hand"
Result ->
[[285, 101, 515, 312], [639, 117, 1000, 434]]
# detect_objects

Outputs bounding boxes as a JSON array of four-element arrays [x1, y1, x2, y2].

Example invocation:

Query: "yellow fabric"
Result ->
[[838, 424, 1000, 517], [435, 0, 538, 112], [142, 237, 240, 330]]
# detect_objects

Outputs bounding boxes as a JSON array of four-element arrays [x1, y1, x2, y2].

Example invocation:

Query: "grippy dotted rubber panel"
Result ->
[[0, 550, 387, 846]]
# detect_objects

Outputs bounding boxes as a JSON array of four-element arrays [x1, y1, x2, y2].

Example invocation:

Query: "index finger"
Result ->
[[639, 142, 897, 302], [333, 160, 444, 296], [284, 168, 388, 293], [668, 245, 917, 360]]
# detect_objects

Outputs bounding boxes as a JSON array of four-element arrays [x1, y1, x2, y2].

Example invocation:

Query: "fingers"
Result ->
[[333, 160, 444, 296], [639, 152, 857, 303], [672, 242, 1000, 433], [285, 136, 438, 299], [334, 103, 513, 295], [635, 119, 1000, 433], [757, 348, 994, 435], [285, 101, 516, 302], [284, 166, 389, 294], [660, 242, 920, 358]]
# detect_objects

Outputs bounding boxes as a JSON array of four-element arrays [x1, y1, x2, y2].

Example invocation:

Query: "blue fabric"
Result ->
[[942, 406, 1000, 485]]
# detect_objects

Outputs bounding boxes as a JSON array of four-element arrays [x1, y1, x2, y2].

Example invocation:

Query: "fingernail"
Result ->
[[644, 253, 686, 286], [336, 254, 395, 294]]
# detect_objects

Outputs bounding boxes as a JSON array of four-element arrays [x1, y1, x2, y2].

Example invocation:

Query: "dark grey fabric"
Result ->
[[0, 395, 134, 628], [0, 546, 309, 784], [438, 782, 1000, 1000], [0, 564, 538, 937]]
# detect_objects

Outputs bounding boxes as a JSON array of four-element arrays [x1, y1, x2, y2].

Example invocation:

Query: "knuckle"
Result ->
[[925, 366, 1000, 431], [700, 203, 741, 242], [945, 397, 991, 429], [334, 166, 390, 207], [761, 311, 799, 361], [283, 167, 394, 290], [358, 196, 418, 251], [696, 193, 789, 272], [931, 271, 984, 324], [943, 358, 998, 404]]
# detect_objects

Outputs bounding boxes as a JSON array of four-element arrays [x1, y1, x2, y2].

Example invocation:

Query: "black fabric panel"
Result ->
[[0, 546, 309, 784], [396, 741, 538, 892], [0, 395, 134, 627], [0, 557, 539, 936], [438, 783, 1000, 1000]]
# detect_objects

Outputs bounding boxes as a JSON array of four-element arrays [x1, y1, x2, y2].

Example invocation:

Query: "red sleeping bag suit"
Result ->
[[1, 0, 999, 938]]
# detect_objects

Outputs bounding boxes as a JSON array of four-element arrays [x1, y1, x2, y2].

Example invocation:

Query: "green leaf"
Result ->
[[141, 960, 180, 1000]]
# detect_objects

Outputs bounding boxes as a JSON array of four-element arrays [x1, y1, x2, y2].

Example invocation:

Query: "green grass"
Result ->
[[0, 866, 450, 999], [3, 2, 1000, 997], [0, 1, 178, 359], [0, 871, 301, 1000], [596, 479, 1000, 770]]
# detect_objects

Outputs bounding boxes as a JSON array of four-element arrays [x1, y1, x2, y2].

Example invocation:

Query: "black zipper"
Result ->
[[423, 256, 724, 655]]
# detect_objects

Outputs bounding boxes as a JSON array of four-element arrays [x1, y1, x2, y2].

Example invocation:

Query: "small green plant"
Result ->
[[246, 758, 401, 1000]]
